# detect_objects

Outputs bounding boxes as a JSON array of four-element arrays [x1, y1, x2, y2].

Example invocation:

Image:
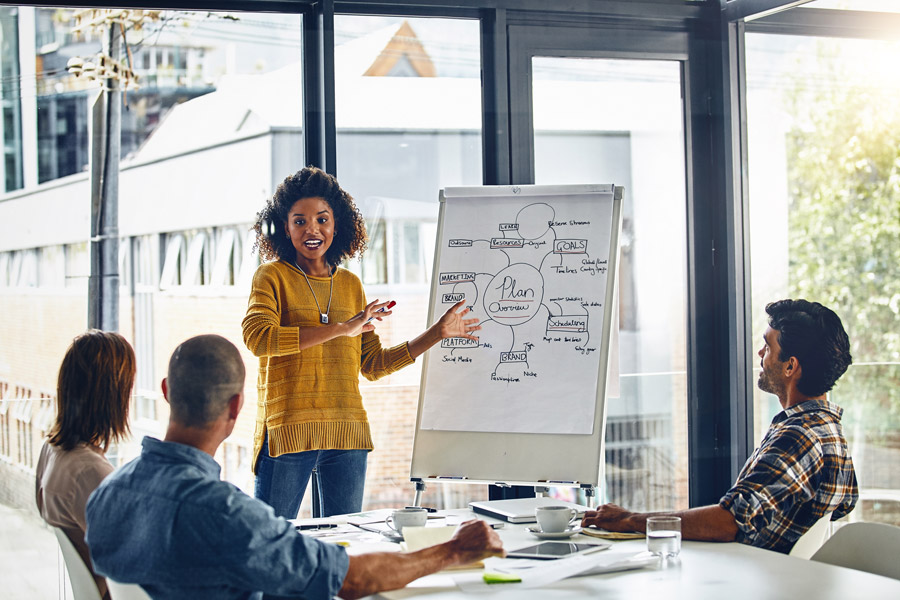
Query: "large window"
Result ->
[[6, 0, 865, 536], [334, 15, 483, 510], [747, 32, 900, 525], [533, 57, 688, 511], [0, 8, 304, 497]]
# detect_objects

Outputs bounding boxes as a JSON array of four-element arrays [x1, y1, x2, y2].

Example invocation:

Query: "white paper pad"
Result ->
[[578, 553, 658, 576], [400, 526, 458, 552], [456, 552, 655, 593]]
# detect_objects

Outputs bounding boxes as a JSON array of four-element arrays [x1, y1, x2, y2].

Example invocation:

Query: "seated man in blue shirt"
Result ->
[[86, 334, 504, 599], [582, 299, 858, 554]]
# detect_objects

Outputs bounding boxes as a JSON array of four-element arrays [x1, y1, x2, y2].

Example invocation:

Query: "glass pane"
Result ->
[[0, 7, 23, 191], [334, 15, 483, 512], [533, 57, 689, 512], [29, 9, 303, 183], [746, 33, 900, 525], [803, 0, 900, 13], [0, 7, 303, 527]]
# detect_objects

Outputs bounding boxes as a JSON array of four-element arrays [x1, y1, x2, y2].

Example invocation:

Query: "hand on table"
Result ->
[[447, 520, 505, 565], [339, 519, 505, 600], [581, 503, 642, 532]]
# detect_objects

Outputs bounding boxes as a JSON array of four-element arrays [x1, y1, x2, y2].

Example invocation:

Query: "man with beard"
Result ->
[[582, 299, 858, 554]]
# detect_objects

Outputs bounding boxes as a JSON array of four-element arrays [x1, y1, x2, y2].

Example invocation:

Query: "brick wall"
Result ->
[[3, 284, 699, 516], [0, 290, 88, 393], [0, 286, 451, 513], [0, 461, 39, 514]]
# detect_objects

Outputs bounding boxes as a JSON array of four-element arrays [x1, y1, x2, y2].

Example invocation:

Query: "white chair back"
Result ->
[[811, 521, 900, 580], [52, 527, 102, 600], [107, 579, 153, 600], [789, 511, 833, 559]]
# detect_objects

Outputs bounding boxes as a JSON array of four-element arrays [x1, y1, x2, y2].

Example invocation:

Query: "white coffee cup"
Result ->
[[535, 505, 578, 533], [385, 508, 428, 534]]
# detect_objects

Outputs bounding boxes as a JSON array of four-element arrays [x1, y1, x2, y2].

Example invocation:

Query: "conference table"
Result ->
[[325, 508, 900, 600]]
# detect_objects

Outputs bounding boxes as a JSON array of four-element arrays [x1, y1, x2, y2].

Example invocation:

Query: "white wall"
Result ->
[[0, 133, 277, 252]]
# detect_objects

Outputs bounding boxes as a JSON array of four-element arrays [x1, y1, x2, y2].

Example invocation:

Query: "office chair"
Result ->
[[810, 521, 900, 581], [52, 527, 102, 600], [106, 579, 153, 600], [789, 511, 833, 559]]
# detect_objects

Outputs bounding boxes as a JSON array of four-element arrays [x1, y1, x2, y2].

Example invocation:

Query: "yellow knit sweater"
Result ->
[[242, 260, 414, 472]]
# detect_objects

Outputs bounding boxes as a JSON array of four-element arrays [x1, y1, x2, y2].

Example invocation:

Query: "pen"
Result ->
[[296, 523, 339, 530], [365, 300, 396, 324], [349, 522, 390, 535], [405, 506, 437, 513]]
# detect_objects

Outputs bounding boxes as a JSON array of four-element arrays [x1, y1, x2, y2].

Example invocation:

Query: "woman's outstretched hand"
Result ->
[[435, 300, 480, 340], [406, 299, 481, 359]]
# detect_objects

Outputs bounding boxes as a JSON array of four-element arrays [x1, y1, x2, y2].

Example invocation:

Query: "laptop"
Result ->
[[469, 497, 594, 524]]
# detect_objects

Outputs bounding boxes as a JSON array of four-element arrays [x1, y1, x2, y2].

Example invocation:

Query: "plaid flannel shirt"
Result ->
[[719, 398, 858, 554]]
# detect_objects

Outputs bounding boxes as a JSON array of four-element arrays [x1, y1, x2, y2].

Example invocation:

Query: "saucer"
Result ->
[[526, 526, 584, 539], [380, 530, 404, 543]]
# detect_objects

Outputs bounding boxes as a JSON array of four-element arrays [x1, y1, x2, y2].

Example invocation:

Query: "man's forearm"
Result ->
[[679, 505, 739, 542], [338, 519, 503, 599], [338, 546, 456, 600], [627, 505, 738, 542]]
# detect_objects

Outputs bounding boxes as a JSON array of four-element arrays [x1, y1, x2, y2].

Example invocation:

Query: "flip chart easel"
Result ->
[[409, 184, 624, 505]]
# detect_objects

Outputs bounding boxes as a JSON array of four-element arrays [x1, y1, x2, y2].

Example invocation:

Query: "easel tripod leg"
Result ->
[[412, 480, 427, 507]]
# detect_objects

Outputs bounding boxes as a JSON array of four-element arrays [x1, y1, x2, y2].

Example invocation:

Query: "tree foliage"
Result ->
[[784, 41, 900, 435]]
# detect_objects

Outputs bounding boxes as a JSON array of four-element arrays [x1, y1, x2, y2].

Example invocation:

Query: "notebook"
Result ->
[[469, 497, 594, 524]]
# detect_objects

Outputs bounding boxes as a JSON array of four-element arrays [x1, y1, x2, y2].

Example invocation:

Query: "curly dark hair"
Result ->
[[765, 299, 853, 398], [252, 166, 367, 267]]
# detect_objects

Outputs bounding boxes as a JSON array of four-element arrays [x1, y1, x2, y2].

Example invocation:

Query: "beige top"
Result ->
[[35, 440, 113, 600]]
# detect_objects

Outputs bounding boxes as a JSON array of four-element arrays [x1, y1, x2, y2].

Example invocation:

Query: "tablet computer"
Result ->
[[507, 541, 611, 560]]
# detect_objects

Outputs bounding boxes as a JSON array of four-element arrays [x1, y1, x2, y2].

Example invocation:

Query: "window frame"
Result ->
[[722, 0, 900, 501], [503, 16, 743, 506], [27, 0, 895, 508]]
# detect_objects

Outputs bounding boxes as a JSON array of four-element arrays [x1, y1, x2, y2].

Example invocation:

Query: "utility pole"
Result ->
[[87, 23, 121, 332], [66, 10, 147, 331]]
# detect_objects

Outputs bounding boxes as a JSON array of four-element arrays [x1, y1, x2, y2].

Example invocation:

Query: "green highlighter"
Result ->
[[483, 572, 522, 585]]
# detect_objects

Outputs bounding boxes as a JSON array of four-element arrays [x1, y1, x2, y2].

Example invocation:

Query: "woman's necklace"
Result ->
[[295, 262, 333, 324]]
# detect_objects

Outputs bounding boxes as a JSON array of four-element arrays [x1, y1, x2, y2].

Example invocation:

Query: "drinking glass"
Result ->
[[646, 516, 681, 565]]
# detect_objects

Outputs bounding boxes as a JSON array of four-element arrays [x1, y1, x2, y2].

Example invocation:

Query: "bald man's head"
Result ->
[[166, 335, 245, 428]]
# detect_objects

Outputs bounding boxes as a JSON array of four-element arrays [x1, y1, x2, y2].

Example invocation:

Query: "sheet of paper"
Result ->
[[401, 526, 486, 570], [400, 526, 457, 551], [421, 191, 615, 435], [455, 552, 655, 593], [579, 553, 657, 576], [344, 508, 396, 525], [455, 552, 611, 592], [380, 573, 459, 599]]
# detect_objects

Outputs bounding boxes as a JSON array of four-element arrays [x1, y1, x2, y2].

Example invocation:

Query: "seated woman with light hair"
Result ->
[[35, 330, 135, 600]]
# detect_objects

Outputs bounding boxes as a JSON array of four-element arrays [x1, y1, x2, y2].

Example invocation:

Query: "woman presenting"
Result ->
[[243, 166, 479, 518]]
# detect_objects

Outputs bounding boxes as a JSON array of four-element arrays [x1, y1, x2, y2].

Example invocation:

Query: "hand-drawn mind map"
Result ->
[[420, 191, 615, 435]]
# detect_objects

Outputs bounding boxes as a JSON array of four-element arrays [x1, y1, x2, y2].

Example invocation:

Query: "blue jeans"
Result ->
[[254, 433, 368, 518]]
